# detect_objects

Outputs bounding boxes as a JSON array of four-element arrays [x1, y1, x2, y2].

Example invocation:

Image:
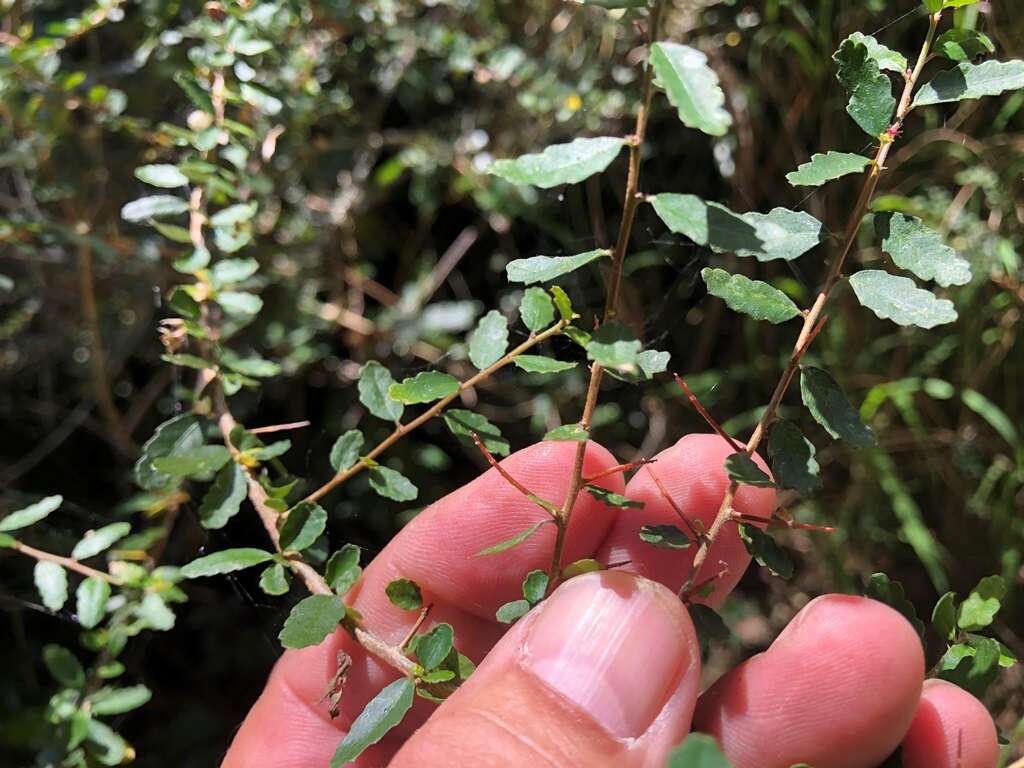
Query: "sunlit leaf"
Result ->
[[543, 423, 589, 442], [913, 60, 1024, 107], [649, 42, 732, 136], [849, 270, 958, 329], [180, 548, 274, 578], [701, 268, 800, 324], [72, 522, 131, 560], [785, 151, 872, 187], [834, 35, 897, 136], [359, 361, 404, 422], [199, 462, 247, 529], [513, 355, 577, 374], [134, 164, 188, 188], [259, 563, 290, 595], [368, 465, 418, 502], [330, 430, 365, 472], [935, 29, 995, 62], [639, 524, 691, 550], [506, 248, 610, 285], [957, 575, 1005, 631], [488, 137, 625, 188], [666, 733, 733, 768], [0, 495, 62, 532], [847, 31, 908, 73], [386, 578, 423, 610], [585, 484, 644, 508], [75, 577, 110, 629], [468, 310, 509, 369], [389, 371, 460, 404], [585, 321, 641, 371], [876, 213, 971, 287], [325, 544, 361, 595], [121, 195, 189, 222], [278, 501, 327, 552], [519, 287, 555, 332], [35, 561, 68, 611], [151, 445, 231, 476]]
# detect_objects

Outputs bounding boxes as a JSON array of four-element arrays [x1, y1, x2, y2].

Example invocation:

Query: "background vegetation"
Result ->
[[1, 0, 1021, 764]]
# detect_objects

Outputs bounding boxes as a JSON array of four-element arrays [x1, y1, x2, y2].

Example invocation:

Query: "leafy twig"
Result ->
[[8, 540, 122, 585], [681, 11, 943, 599]]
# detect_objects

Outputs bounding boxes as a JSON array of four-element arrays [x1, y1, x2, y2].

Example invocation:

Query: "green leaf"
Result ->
[[180, 548, 274, 578], [330, 678, 415, 767], [443, 409, 510, 456], [939, 637, 1001, 698], [800, 366, 876, 447], [506, 248, 610, 285], [120, 195, 189, 222], [738, 524, 794, 578], [689, 604, 730, 642], [520, 288, 555, 332], [386, 578, 423, 610], [551, 286, 574, 321], [649, 42, 732, 136], [561, 558, 606, 579], [725, 453, 776, 488], [543, 423, 589, 442], [210, 202, 258, 228], [496, 599, 532, 624], [75, 577, 110, 629], [586, 321, 641, 372], [468, 310, 509, 369], [43, 644, 85, 688], [785, 151, 872, 187], [88, 685, 152, 717], [585, 484, 644, 509], [957, 575, 1006, 631], [210, 257, 260, 286], [325, 544, 361, 595], [876, 213, 971, 287], [368, 465, 418, 502], [71, 522, 130, 561], [849, 270, 958, 329], [359, 361, 404, 422], [639, 524, 691, 550], [0, 494, 62, 532], [35, 561, 68, 611], [666, 733, 733, 768], [85, 719, 127, 766], [279, 594, 346, 649], [962, 388, 1019, 447], [522, 571, 549, 604], [834, 35, 897, 137], [865, 572, 924, 636], [935, 29, 995, 62], [913, 60, 1024, 107], [389, 371, 459, 404], [279, 502, 327, 552], [220, 353, 280, 378], [415, 623, 454, 670], [701, 268, 801, 324], [922, 0, 942, 10], [475, 520, 548, 556], [134, 414, 204, 491], [245, 440, 291, 462], [649, 194, 825, 262], [932, 591, 958, 641], [259, 563, 290, 595], [767, 420, 821, 495], [847, 31, 908, 74], [513, 355, 577, 374], [151, 445, 231, 476], [330, 430, 365, 472], [199, 463, 247, 529], [136, 592, 175, 631], [488, 137, 625, 188], [161, 353, 209, 370], [217, 291, 263, 316], [134, 164, 188, 188]]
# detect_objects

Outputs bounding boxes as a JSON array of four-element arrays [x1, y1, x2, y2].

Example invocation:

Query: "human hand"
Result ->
[[222, 435, 999, 768]]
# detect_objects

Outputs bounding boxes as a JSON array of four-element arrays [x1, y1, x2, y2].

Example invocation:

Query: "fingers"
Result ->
[[224, 440, 622, 767], [901, 679, 1000, 768], [595, 434, 776, 604], [692, 595, 925, 768], [391, 571, 702, 768]]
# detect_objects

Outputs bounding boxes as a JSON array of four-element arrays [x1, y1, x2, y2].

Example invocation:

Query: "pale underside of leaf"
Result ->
[[913, 60, 1024, 107], [701, 268, 800, 324], [876, 213, 971, 287], [849, 270, 958, 329], [488, 137, 625, 188], [786, 151, 872, 187], [505, 249, 610, 284], [649, 42, 732, 137]]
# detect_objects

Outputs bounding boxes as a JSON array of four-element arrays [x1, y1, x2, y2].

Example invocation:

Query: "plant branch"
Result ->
[[8, 541, 122, 585], [680, 12, 943, 599], [550, 0, 667, 583], [470, 433, 560, 518], [303, 318, 570, 505]]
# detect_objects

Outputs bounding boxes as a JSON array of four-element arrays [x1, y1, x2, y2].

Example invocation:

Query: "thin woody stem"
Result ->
[[550, 0, 667, 583], [680, 12, 942, 600], [471, 433, 560, 518], [304, 318, 570, 505], [583, 458, 654, 485], [9, 541, 122, 585], [674, 375, 742, 452]]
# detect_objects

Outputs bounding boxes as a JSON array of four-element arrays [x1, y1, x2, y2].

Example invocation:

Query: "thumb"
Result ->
[[391, 571, 701, 768]]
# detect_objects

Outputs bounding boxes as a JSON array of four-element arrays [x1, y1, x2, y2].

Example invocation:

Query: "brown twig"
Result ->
[[582, 458, 655, 486], [249, 420, 312, 435], [470, 433, 560, 518], [681, 12, 943, 599], [647, 465, 705, 542], [8, 541, 122, 585], [550, 0, 667, 583], [673, 374, 742, 452], [303, 318, 570, 505]]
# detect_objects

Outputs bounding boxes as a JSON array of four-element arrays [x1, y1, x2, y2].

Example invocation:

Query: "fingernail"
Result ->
[[522, 571, 693, 738]]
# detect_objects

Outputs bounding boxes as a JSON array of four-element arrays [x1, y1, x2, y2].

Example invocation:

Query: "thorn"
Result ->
[[647, 465, 705, 542], [471, 432, 560, 518], [249, 420, 312, 435], [673, 374, 743, 453], [583, 458, 656, 485]]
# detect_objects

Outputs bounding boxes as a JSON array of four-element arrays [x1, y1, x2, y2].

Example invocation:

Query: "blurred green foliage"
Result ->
[[1, 0, 1022, 764]]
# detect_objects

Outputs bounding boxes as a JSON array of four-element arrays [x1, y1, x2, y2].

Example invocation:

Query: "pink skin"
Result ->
[[902, 680, 1000, 768], [222, 435, 998, 768]]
